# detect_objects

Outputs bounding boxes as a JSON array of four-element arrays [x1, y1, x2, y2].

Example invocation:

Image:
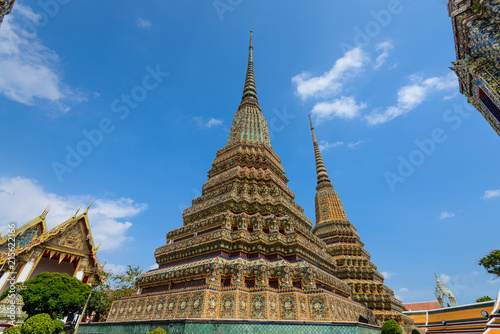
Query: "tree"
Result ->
[[86, 265, 143, 322], [381, 320, 403, 334], [17, 272, 91, 319], [479, 250, 500, 278], [476, 296, 493, 302]]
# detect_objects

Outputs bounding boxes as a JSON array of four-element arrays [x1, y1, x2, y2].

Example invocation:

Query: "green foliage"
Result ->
[[53, 319, 65, 334], [479, 250, 500, 278], [476, 296, 493, 302], [381, 320, 403, 334], [148, 328, 167, 334], [86, 265, 143, 322], [411, 329, 421, 334], [19, 272, 91, 319], [4, 326, 22, 334], [21, 313, 55, 334]]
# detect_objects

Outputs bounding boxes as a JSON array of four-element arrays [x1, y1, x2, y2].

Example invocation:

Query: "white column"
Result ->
[[75, 270, 84, 280], [16, 261, 34, 283], [0, 271, 10, 290]]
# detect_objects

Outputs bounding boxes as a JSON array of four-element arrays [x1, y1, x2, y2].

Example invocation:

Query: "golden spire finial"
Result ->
[[72, 205, 82, 219], [84, 200, 93, 215], [40, 205, 51, 219]]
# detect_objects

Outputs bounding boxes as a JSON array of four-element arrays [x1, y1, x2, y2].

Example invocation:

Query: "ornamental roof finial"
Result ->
[[309, 115, 333, 190], [240, 30, 258, 106]]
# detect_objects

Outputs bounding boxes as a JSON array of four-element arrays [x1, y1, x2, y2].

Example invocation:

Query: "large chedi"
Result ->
[[308, 117, 413, 326], [107, 33, 375, 324]]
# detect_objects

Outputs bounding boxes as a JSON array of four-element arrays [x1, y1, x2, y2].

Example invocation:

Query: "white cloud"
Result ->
[[366, 73, 458, 125], [0, 5, 85, 111], [399, 287, 409, 293], [105, 263, 126, 275], [149, 263, 159, 270], [347, 141, 362, 149], [381, 271, 394, 279], [319, 140, 344, 151], [311, 96, 367, 122], [137, 18, 152, 29], [0, 176, 147, 251], [193, 117, 223, 128], [440, 273, 451, 284], [374, 41, 393, 70], [438, 211, 455, 220], [206, 118, 223, 128], [483, 189, 500, 199], [292, 47, 369, 100]]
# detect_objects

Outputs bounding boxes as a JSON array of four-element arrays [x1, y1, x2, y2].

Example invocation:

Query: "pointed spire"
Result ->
[[227, 31, 271, 146], [434, 269, 446, 288], [309, 115, 333, 190], [239, 30, 259, 108]]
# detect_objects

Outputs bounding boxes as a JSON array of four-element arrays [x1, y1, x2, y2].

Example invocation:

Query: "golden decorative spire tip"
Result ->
[[84, 200, 94, 215]]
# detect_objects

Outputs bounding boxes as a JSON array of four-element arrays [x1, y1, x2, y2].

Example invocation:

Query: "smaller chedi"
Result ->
[[308, 116, 413, 326]]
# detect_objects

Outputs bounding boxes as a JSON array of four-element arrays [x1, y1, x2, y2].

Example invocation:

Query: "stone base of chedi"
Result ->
[[109, 250, 373, 323]]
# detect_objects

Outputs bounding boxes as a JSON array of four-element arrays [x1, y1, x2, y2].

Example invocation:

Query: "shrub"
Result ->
[[148, 328, 167, 334], [412, 329, 421, 334], [53, 319, 65, 334], [21, 313, 56, 334], [381, 319, 403, 334], [4, 326, 22, 334]]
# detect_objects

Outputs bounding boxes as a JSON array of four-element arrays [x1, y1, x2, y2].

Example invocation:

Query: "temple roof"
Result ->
[[0, 206, 49, 250], [0, 204, 102, 276]]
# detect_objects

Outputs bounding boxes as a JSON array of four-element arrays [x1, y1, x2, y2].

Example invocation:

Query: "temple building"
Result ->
[[448, 0, 500, 137], [0, 205, 103, 326], [0, 0, 15, 26], [404, 291, 500, 334], [308, 116, 413, 326], [0, 205, 102, 291]]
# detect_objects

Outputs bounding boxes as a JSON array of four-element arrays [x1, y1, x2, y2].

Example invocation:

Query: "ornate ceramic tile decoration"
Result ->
[[106, 32, 407, 326], [448, 0, 500, 136]]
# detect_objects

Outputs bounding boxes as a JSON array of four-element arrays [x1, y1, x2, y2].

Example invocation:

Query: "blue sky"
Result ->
[[1, 0, 499, 305]]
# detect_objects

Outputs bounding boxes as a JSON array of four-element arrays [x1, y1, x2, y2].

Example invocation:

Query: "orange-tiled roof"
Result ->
[[404, 301, 442, 311]]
